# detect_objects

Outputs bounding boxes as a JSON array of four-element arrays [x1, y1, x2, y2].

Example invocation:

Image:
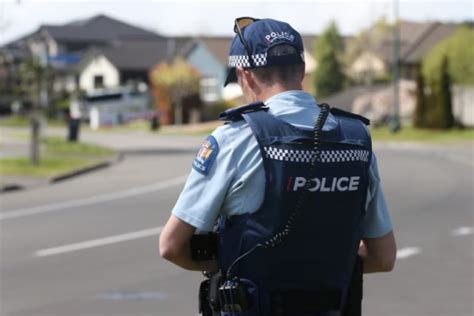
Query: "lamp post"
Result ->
[[390, 0, 401, 133]]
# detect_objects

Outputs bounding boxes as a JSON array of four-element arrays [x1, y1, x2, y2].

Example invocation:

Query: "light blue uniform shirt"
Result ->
[[172, 91, 393, 238]]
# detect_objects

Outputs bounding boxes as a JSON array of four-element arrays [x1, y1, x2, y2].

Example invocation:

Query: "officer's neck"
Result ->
[[256, 82, 303, 103]]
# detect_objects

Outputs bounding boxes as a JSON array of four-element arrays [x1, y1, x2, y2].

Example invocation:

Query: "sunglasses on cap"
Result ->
[[233, 17, 260, 68]]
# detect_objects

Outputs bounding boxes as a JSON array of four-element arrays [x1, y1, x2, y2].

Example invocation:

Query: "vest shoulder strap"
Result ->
[[330, 107, 371, 126], [218, 102, 268, 122]]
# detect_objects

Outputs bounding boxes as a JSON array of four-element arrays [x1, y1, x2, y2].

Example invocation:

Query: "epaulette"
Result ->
[[218, 102, 268, 122], [330, 107, 371, 126]]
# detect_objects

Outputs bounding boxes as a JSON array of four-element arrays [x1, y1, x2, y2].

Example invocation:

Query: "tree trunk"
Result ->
[[30, 111, 40, 166], [174, 99, 183, 125]]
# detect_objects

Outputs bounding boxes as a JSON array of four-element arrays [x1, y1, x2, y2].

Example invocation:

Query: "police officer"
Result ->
[[160, 17, 396, 315]]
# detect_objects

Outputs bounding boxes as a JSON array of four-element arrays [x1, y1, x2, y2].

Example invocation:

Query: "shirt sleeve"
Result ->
[[171, 128, 236, 232], [362, 153, 394, 238]]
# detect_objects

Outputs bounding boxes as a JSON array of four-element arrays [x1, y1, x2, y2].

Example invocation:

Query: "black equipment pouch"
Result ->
[[191, 233, 218, 261], [199, 279, 213, 316], [199, 272, 222, 316], [218, 279, 251, 313]]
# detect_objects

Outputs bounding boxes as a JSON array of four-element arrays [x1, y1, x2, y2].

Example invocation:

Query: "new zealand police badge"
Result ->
[[192, 135, 219, 175]]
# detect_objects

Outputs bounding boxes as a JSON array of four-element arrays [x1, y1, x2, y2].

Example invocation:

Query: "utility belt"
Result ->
[[191, 234, 363, 316]]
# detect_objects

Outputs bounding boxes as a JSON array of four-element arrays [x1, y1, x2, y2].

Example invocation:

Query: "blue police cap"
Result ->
[[224, 18, 305, 87]]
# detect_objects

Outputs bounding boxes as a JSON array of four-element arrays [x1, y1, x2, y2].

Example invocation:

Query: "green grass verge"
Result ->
[[0, 116, 67, 128], [86, 119, 222, 136], [370, 126, 474, 143], [0, 115, 31, 127], [83, 119, 151, 133], [44, 136, 115, 156], [0, 137, 115, 178], [0, 157, 102, 177], [157, 122, 221, 136]]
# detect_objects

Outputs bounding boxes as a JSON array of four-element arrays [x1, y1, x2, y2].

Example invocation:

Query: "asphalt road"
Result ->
[[0, 139, 473, 316]]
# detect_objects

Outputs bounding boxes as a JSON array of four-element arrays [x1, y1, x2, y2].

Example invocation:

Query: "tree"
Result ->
[[420, 27, 472, 129], [149, 58, 200, 125], [19, 58, 48, 165], [422, 26, 474, 86], [313, 21, 346, 98], [413, 71, 427, 128], [344, 18, 392, 84], [421, 56, 455, 129], [437, 57, 454, 128]]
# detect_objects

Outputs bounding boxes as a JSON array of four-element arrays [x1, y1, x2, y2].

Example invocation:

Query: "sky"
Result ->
[[0, 0, 472, 45]]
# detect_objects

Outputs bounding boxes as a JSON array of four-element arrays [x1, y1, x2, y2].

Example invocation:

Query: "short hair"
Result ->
[[252, 44, 305, 85]]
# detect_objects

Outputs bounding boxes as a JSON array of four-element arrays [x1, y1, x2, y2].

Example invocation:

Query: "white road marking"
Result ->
[[35, 226, 163, 257], [0, 175, 187, 221], [396, 247, 421, 259], [452, 226, 474, 236], [97, 291, 168, 301], [440, 153, 474, 167]]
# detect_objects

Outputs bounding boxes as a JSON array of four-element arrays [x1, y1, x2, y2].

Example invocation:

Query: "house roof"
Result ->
[[0, 35, 30, 61], [374, 20, 461, 64], [80, 38, 192, 72], [402, 23, 459, 63], [41, 14, 163, 43], [195, 36, 232, 65]]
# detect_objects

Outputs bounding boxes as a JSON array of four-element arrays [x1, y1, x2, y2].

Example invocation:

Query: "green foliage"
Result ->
[[344, 18, 392, 84], [422, 57, 455, 129], [344, 18, 391, 65], [413, 72, 427, 128], [149, 58, 201, 124], [150, 58, 200, 100], [313, 21, 346, 97], [418, 27, 472, 129], [422, 27, 474, 85], [437, 57, 455, 128]]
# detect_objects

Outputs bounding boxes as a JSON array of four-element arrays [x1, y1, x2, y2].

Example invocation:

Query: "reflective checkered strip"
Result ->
[[264, 147, 370, 163], [229, 54, 268, 67]]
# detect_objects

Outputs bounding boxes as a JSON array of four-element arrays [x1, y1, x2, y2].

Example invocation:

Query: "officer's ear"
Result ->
[[238, 67, 257, 90]]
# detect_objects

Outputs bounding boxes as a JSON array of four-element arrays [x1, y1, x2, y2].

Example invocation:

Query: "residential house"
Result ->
[[345, 21, 473, 125], [2, 13, 344, 122], [0, 14, 170, 98], [349, 20, 462, 81], [77, 38, 190, 93], [181, 36, 232, 102]]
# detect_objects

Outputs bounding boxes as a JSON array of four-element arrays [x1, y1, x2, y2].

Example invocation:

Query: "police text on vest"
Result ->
[[290, 176, 360, 192]]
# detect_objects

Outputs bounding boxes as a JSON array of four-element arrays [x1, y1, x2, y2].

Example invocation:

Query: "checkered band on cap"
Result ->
[[264, 147, 370, 163], [229, 54, 268, 68]]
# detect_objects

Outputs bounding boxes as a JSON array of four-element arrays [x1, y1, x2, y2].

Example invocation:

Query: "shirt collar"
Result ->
[[264, 90, 317, 109], [262, 90, 338, 131]]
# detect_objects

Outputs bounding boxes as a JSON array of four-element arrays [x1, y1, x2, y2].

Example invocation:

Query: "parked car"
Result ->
[[84, 87, 154, 129]]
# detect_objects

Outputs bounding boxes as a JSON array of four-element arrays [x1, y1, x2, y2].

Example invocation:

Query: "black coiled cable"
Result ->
[[226, 103, 331, 279]]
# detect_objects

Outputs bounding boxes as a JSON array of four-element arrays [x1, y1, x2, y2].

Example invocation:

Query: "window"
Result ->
[[94, 75, 104, 89], [200, 77, 218, 103]]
